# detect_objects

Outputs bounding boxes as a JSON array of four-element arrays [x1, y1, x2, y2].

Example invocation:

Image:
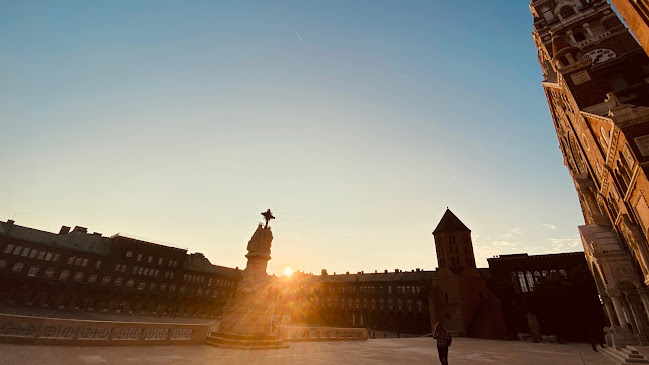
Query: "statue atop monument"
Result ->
[[262, 209, 275, 228]]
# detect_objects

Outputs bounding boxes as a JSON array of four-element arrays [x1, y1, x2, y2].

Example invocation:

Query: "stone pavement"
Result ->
[[0, 337, 615, 365]]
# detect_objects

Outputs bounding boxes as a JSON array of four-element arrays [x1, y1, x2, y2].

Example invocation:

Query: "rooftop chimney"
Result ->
[[72, 226, 87, 233], [59, 226, 70, 235], [321, 269, 328, 276], [384, 270, 388, 273]]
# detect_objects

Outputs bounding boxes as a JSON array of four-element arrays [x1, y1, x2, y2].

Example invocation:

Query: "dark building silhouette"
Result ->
[[488, 252, 606, 341], [0, 220, 241, 317]]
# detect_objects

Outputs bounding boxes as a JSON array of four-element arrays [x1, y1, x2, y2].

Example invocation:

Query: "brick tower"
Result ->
[[433, 208, 476, 269], [530, 0, 649, 349], [429, 209, 505, 338]]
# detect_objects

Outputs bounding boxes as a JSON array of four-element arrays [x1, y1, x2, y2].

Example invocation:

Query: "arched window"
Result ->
[[559, 269, 567, 278], [159, 283, 167, 291], [12, 262, 24, 273], [149, 282, 156, 291], [114, 277, 123, 286], [101, 276, 110, 285], [526, 272, 535, 291], [559, 6, 576, 19], [59, 270, 69, 280], [74, 272, 84, 281], [44, 267, 55, 278], [534, 271, 541, 282], [542, 270, 548, 277], [169, 284, 176, 292], [27, 265, 40, 277], [126, 279, 134, 288], [88, 274, 97, 284], [573, 31, 586, 42], [518, 272, 529, 293]]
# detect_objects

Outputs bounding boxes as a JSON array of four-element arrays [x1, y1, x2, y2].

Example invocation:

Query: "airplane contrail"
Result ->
[[296, 32, 303, 42]]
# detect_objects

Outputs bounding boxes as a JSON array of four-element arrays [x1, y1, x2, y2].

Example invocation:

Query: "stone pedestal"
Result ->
[[606, 325, 641, 349], [206, 224, 288, 349]]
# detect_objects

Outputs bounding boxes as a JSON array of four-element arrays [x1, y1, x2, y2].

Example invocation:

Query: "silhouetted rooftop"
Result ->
[[433, 209, 470, 234]]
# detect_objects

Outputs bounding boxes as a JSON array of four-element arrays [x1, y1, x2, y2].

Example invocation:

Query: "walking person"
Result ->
[[433, 322, 452, 365]]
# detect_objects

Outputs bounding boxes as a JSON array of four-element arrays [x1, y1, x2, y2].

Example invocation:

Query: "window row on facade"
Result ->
[[322, 284, 423, 295], [511, 269, 568, 293], [124, 251, 179, 267], [1, 260, 233, 298], [313, 297, 425, 312]]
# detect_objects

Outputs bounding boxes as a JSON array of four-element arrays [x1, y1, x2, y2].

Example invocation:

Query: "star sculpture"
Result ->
[[261, 209, 275, 229]]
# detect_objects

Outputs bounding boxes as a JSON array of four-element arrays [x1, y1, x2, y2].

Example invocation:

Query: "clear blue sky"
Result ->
[[0, 1, 586, 276]]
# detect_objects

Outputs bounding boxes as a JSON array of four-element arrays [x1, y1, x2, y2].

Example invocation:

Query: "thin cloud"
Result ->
[[296, 32, 304, 42], [491, 240, 520, 248], [548, 235, 581, 252], [501, 227, 521, 238], [542, 224, 557, 230]]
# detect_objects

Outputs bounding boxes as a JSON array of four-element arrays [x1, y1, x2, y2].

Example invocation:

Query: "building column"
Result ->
[[625, 291, 649, 341], [638, 288, 649, 316], [583, 23, 594, 37], [609, 290, 630, 329], [622, 296, 635, 327], [566, 30, 577, 43], [603, 295, 620, 326]]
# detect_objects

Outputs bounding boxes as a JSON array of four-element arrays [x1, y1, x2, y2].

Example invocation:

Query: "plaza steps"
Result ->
[[205, 333, 289, 350], [601, 346, 649, 364]]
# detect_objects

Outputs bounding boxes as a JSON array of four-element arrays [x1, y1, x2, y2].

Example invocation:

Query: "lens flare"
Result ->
[[284, 267, 293, 276]]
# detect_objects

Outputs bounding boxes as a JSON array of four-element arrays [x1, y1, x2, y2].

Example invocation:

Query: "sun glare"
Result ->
[[284, 267, 294, 277]]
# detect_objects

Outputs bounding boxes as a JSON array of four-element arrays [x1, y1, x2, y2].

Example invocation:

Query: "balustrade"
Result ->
[[0, 313, 207, 345]]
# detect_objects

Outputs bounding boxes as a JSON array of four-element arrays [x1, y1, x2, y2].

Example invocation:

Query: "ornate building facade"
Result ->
[[530, 0, 649, 348]]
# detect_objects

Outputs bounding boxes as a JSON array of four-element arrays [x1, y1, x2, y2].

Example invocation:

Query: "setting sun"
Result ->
[[283, 267, 293, 277]]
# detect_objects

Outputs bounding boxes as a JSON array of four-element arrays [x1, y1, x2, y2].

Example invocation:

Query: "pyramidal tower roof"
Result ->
[[433, 208, 470, 234]]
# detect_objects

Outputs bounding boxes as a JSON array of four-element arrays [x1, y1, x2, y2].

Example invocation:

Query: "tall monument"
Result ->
[[206, 210, 288, 349]]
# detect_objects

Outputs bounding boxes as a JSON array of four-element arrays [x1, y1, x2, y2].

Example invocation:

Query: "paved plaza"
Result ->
[[0, 337, 617, 365]]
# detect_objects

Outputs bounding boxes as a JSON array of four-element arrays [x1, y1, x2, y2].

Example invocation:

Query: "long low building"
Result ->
[[0, 220, 242, 318]]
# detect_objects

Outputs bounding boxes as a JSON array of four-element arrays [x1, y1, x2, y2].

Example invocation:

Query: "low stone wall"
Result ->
[[0, 313, 209, 345], [277, 326, 368, 342]]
